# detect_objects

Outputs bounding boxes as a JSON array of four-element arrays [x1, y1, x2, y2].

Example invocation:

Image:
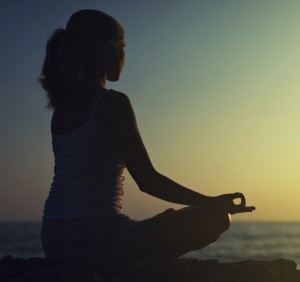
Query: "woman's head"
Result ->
[[40, 9, 125, 109]]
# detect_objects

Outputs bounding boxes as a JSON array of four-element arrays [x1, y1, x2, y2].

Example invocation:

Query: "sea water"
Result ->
[[0, 222, 44, 258], [183, 222, 300, 266], [0, 222, 300, 267]]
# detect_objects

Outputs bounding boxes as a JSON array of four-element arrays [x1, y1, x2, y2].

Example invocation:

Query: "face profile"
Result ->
[[105, 38, 126, 82]]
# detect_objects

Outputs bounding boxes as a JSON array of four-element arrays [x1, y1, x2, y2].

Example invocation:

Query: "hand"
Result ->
[[214, 192, 256, 215]]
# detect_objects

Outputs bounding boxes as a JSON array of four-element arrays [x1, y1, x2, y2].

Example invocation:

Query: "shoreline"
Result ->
[[1, 255, 300, 282]]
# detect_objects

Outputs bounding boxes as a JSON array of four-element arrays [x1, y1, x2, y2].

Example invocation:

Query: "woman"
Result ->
[[40, 9, 255, 264]]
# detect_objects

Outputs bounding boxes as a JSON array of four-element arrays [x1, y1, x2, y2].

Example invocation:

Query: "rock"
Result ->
[[0, 255, 299, 282]]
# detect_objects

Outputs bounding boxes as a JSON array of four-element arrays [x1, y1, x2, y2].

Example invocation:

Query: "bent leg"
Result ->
[[133, 206, 231, 260]]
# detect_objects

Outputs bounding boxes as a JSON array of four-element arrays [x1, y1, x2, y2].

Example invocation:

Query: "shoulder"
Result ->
[[106, 89, 131, 106], [106, 90, 137, 132], [95, 89, 131, 113], [94, 89, 135, 131], [105, 89, 134, 116]]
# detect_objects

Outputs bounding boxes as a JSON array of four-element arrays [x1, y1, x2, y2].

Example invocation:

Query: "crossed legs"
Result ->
[[133, 206, 231, 260]]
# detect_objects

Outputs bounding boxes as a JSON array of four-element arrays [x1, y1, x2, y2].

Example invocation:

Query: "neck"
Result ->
[[98, 76, 106, 88]]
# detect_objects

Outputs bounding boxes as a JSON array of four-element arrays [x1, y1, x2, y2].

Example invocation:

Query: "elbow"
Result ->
[[137, 179, 153, 194], [139, 185, 149, 193], [136, 169, 159, 194]]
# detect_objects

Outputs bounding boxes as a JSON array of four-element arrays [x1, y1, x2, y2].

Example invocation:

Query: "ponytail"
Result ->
[[39, 28, 83, 109]]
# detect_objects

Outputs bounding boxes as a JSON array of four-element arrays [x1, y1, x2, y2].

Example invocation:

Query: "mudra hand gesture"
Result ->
[[214, 192, 255, 215]]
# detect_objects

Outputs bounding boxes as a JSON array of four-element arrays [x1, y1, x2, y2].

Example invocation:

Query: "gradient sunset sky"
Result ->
[[1, 1, 300, 221]]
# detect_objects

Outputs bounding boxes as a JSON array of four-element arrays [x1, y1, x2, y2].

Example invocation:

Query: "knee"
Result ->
[[153, 208, 176, 218], [185, 209, 231, 249], [215, 211, 231, 234], [222, 212, 231, 231]]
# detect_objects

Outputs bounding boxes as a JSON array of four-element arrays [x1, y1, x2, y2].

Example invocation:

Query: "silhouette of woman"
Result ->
[[40, 9, 255, 263]]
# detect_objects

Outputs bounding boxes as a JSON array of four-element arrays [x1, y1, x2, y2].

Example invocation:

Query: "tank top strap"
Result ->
[[91, 89, 111, 118]]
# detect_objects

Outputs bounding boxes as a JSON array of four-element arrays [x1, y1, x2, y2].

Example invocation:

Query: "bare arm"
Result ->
[[103, 91, 212, 206], [99, 91, 255, 212]]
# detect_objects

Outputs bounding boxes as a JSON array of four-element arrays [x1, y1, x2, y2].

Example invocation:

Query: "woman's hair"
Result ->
[[39, 10, 124, 109]]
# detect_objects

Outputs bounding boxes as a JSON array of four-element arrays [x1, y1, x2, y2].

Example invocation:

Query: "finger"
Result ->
[[230, 205, 256, 214], [231, 192, 246, 206], [243, 206, 255, 212], [240, 193, 246, 207], [227, 192, 245, 206], [226, 192, 241, 201]]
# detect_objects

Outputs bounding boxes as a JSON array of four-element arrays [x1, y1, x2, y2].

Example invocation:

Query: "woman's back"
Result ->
[[43, 89, 125, 219], [51, 88, 101, 135]]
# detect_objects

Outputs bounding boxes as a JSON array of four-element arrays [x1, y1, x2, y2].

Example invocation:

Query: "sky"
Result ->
[[1, 0, 300, 222]]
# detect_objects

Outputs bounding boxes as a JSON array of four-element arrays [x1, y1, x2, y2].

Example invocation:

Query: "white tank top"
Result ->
[[43, 90, 125, 219]]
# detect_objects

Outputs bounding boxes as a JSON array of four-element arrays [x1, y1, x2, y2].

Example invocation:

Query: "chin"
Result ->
[[107, 75, 120, 82]]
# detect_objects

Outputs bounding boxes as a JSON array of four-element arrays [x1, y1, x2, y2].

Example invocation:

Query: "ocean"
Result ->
[[1, 222, 300, 267]]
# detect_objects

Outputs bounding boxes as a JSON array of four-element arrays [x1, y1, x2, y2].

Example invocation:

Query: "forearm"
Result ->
[[139, 171, 214, 206]]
